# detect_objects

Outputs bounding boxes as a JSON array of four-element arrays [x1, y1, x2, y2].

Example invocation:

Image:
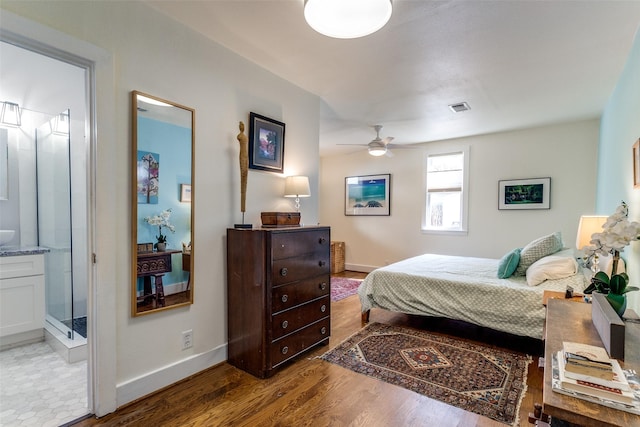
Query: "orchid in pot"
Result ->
[[144, 209, 175, 251], [582, 201, 640, 316]]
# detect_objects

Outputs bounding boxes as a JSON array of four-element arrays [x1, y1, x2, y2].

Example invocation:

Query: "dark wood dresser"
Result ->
[[227, 226, 331, 378]]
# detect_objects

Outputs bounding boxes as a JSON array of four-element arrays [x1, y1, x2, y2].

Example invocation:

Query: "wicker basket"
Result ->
[[330, 241, 345, 274]]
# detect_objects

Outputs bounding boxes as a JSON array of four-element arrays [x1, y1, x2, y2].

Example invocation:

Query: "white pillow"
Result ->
[[526, 255, 578, 286]]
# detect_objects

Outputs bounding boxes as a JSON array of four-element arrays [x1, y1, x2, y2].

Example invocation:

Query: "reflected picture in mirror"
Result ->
[[131, 91, 194, 316]]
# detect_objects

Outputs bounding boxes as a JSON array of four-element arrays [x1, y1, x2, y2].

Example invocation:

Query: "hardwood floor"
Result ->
[[72, 271, 544, 426]]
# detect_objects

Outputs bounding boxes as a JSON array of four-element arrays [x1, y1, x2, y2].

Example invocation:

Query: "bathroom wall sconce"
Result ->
[[284, 175, 311, 212], [1, 102, 22, 127], [53, 111, 70, 135]]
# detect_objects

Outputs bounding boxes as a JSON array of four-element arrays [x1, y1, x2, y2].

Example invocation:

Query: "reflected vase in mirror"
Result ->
[[131, 91, 195, 316]]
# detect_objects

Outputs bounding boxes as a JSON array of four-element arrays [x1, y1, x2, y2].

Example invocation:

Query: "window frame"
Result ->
[[421, 146, 470, 235]]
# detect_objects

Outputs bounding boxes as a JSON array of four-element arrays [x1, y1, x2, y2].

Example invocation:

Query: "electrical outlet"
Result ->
[[182, 329, 193, 350]]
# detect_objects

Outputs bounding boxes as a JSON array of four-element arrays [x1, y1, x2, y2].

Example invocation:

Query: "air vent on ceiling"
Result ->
[[449, 102, 470, 113]]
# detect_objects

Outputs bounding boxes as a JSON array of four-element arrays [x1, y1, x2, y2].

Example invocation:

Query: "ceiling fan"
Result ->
[[338, 125, 408, 156]]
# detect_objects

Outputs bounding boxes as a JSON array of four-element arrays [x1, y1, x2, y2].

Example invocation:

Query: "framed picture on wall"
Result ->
[[137, 150, 159, 204], [248, 112, 285, 173], [180, 184, 191, 202], [498, 177, 550, 210], [345, 174, 391, 216], [634, 139, 640, 189]]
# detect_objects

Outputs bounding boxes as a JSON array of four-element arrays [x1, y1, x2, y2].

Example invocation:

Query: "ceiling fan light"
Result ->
[[304, 0, 392, 39], [368, 146, 387, 156]]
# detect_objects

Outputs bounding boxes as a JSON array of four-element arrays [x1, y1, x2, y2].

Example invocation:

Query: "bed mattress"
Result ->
[[357, 253, 588, 339]]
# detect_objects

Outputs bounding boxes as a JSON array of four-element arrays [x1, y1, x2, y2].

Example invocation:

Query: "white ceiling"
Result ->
[[146, 0, 640, 156]]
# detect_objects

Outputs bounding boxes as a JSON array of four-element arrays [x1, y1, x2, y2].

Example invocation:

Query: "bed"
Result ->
[[357, 235, 589, 340]]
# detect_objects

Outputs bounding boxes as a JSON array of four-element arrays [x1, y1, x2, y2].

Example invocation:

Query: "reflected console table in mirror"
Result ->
[[131, 91, 195, 316]]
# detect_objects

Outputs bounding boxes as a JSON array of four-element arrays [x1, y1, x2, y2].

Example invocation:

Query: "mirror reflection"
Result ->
[[132, 91, 194, 316]]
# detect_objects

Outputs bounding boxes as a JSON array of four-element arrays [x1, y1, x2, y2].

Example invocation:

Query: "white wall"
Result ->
[[320, 119, 600, 270], [2, 0, 321, 410]]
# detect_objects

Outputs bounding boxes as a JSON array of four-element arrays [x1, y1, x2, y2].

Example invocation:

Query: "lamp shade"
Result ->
[[284, 176, 311, 198], [576, 215, 608, 250], [304, 0, 393, 39]]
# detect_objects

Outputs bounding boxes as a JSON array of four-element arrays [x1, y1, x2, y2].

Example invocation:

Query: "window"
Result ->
[[423, 148, 469, 233]]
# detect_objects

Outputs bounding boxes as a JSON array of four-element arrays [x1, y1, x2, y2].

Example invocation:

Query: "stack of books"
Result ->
[[551, 341, 640, 414]]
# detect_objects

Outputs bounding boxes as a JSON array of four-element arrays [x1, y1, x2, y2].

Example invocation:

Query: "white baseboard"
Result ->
[[116, 343, 227, 407], [345, 263, 378, 273]]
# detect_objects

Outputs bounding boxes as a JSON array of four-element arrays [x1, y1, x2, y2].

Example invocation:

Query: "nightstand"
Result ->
[[542, 290, 585, 306]]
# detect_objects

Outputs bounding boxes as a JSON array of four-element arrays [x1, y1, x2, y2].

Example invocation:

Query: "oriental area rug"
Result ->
[[320, 322, 531, 426], [330, 277, 363, 302]]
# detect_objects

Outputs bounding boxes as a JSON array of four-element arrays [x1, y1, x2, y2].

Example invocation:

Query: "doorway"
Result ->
[[0, 41, 91, 425]]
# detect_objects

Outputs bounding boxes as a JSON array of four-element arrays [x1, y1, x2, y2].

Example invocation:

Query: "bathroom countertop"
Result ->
[[0, 246, 51, 257]]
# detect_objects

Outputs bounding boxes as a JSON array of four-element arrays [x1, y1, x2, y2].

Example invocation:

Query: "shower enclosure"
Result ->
[[36, 110, 87, 343]]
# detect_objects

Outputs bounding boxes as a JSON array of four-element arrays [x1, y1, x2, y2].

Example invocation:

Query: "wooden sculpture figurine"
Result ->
[[235, 121, 251, 228]]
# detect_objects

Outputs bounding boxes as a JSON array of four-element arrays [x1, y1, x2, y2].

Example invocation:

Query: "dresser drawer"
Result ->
[[272, 276, 329, 313], [270, 318, 330, 368], [271, 296, 329, 340], [271, 229, 329, 260], [272, 254, 330, 286]]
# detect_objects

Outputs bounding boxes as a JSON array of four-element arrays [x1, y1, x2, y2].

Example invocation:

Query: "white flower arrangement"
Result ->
[[582, 201, 640, 265], [582, 202, 640, 308], [144, 209, 175, 244]]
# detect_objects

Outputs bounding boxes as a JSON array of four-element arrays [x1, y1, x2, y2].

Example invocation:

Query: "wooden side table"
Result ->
[[137, 250, 181, 308], [542, 290, 585, 306], [543, 299, 640, 426]]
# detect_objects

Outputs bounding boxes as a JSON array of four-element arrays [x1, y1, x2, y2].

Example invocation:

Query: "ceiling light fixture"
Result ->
[[304, 0, 393, 39], [368, 142, 387, 157]]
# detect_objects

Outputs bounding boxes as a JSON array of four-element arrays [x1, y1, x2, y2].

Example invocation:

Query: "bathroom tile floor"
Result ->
[[0, 341, 88, 426]]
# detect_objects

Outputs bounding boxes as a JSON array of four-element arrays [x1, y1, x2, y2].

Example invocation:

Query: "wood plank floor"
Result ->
[[72, 271, 545, 426]]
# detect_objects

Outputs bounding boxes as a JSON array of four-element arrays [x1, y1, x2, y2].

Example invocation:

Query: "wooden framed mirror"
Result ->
[[131, 91, 194, 316]]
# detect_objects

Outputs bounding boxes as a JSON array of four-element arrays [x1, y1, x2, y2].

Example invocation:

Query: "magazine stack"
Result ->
[[551, 341, 640, 414]]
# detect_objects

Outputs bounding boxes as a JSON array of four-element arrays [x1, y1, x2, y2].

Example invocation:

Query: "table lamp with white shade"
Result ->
[[576, 215, 607, 272], [284, 176, 311, 212]]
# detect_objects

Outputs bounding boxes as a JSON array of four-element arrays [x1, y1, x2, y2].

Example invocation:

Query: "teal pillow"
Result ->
[[498, 248, 521, 279]]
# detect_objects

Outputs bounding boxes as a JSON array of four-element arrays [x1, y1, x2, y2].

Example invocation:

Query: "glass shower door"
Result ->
[[36, 110, 76, 339]]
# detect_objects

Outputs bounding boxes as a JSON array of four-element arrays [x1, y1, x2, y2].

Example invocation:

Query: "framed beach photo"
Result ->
[[248, 112, 285, 173], [498, 177, 550, 210], [345, 174, 391, 216], [633, 139, 639, 189]]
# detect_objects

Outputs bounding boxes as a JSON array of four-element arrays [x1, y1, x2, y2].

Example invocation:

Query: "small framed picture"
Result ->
[[345, 174, 391, 216], [498, 177, 550, 210], [137, 242, 154, 254], [180, 184, 191, 202], [633, 139, 639, 189], [248, 112, 285, 173]]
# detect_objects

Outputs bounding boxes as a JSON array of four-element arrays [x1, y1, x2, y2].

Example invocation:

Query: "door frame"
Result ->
[[0, 10, 117, 416]]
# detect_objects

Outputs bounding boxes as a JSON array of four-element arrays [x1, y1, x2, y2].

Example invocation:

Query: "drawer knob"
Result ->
[[318, 260, 326, 267], [281, 346, 289, 355], [321, 304, 326, 313], [318, 237, 326, 244], [282, 320, 289, 329], [280, 267, 288, 276], [281, 294, 288, 303], [319, 282, 327, 291], [321, 326, 327, 335]]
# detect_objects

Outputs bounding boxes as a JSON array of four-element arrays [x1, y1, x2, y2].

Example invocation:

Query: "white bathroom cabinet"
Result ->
[[0, 254, 46, 347]]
